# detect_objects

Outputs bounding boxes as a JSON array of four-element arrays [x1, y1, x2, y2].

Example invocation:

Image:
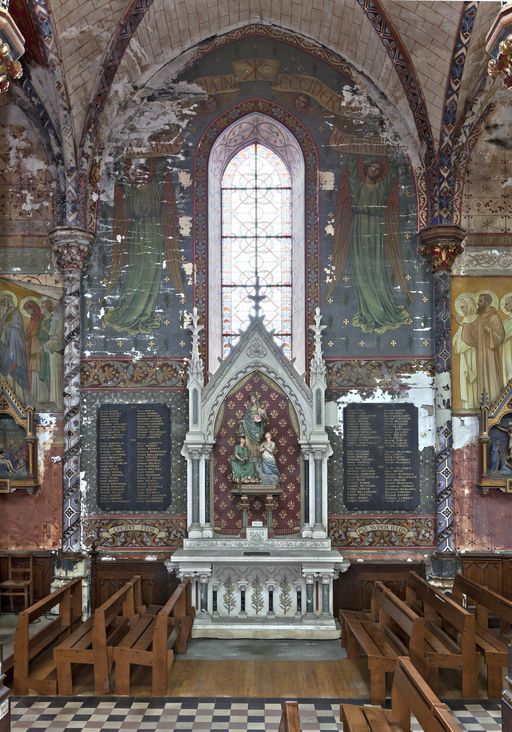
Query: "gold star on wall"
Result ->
[[327, 297, 333, 304], [422, 296, 429, 303], [358, 340, 365, 347], [164, 319, 171, 326], [422, 339, 430, 346], [405, 274, 412, 281], [179, 340, 186, 348], [390, 340, 397, 347], [327, 340, 334, 348], [343, 319, 349, 326], [163, 276, 171, 283]]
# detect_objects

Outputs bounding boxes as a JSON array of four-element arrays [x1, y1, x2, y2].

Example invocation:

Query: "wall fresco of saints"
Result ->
[[84, 34, 432, 362], [0, 275, 64, 411]]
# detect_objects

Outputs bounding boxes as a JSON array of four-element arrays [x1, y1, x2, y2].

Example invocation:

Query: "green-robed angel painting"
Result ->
[[327, 154, 412, 334], [103, 158, 185, 335]]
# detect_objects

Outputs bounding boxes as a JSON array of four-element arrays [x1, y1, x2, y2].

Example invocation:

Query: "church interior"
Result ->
[[1, 0, 512, 729]]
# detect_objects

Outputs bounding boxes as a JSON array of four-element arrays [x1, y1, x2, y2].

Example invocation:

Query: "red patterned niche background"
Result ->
[[82, 515, 186, 549], [328, 516, 435, 549], [213, 372, 301, 534]]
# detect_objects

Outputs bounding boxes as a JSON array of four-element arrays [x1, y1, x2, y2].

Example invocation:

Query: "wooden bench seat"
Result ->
[[344, 581, 425, 704], [13, 579, 83, 695], [114, 578, 194, 695], [405, 572, 479, 698], [452, 573, 512, 697], [341, 656, 462, 732], [53, 575, 142, 695]]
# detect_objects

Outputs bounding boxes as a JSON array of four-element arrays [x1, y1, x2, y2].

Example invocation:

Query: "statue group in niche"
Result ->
[[328, 154, 412, 334], [453, 290, 512, 410], [489, 420, 512, 475], [229, 393, 280, 485]]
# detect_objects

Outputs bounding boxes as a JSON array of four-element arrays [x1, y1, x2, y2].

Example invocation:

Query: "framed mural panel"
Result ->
[[451, 276, 512, 413], [0, 275, 64, 411]]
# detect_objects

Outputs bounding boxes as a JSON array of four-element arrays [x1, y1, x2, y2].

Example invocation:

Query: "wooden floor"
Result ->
[[46, 657, 493, 699]]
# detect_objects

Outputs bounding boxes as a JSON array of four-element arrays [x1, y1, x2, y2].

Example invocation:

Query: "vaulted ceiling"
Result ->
[[6, 0, 506, 226]]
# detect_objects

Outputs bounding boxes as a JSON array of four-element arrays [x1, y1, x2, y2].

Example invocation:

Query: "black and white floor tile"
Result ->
[[9, 697, 502, 731]]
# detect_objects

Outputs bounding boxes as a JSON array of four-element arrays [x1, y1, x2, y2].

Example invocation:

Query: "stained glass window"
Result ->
[[221, 143, 292, 357]]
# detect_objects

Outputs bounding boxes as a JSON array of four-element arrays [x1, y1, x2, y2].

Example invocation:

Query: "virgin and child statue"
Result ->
[[229, 393, 281, 485]]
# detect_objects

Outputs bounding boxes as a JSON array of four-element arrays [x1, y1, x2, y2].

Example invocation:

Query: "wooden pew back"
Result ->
[[452, 573, 512, 627], [13, 579, 82, 694], [279, 702, 301, 732]]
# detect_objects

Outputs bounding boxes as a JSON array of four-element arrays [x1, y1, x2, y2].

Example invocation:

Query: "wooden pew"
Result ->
[[452, 572, 512, 697], [344, 581, 425, 704], [341, 656, 462, 732], [53, 575, 142, 695], [114, 578, 195, 695], [405, 572, 479, 698], [278, 701, 301, 732], [13, 579, 83, 695]]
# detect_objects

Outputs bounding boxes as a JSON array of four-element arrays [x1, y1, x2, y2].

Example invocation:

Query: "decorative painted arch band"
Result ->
[[193, 98, 320, 371]]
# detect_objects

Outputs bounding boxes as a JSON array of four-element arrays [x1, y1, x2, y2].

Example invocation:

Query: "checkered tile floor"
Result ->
[[9, 697, 501, 731]]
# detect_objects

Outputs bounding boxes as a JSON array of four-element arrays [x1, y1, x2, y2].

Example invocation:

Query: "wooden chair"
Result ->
[[0, 554, 33, 613], [279, 701, 301, 732]]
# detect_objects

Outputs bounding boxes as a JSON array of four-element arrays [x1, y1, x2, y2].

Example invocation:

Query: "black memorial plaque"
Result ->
[[97, 404, 171, 511], [343, 403, 419, 511]]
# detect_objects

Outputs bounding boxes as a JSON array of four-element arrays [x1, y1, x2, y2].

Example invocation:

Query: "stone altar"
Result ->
[[170, 307, 347, 638]]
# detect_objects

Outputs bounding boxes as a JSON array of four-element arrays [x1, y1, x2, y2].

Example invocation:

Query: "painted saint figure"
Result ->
[[103, 158, 184, 334], [327, 155, 412, 333], [239, 393, 268, 458], [257, 432, 280, 485], [230, 436, 257, 482], [461, 292, 505, 405], [452, 293, 478, 410], [0, 292, 30, 402]]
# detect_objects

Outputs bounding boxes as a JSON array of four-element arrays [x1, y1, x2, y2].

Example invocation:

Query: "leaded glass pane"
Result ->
[[221, 142, 293, 355]]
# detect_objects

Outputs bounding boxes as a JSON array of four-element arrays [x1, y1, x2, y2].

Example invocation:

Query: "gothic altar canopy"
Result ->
[[169, 307, 347, 638]]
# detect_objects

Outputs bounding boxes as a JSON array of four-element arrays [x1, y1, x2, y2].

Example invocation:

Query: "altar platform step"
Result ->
[[182, 638, 345, 661], [192, 615, 341, 639]]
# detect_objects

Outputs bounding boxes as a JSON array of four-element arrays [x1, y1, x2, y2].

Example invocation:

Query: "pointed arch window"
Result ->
[[208, 113, 305, 373], [221, 143, 292, 356]]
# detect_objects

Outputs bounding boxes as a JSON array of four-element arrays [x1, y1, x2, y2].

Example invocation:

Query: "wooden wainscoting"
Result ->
[[0, 551, 54, 609], [460, 554, 512, 597], [333, 561, 426, 616], [90, 556, 180, 611]]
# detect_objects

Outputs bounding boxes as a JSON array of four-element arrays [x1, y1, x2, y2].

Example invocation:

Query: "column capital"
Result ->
[[418, 225, 465, 272], [50, 227, 94, 272]]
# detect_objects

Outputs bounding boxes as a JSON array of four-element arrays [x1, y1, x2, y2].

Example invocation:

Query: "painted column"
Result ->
[[419, 225, 465, 562], [50, 227, 93, 552]]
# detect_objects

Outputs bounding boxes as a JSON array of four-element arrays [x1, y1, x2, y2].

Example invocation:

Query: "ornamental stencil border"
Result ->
[[328, 514, 436, 548], [193, 98, 319, 371], [80, 357, 187, 390], [82, 514, 186, 550]]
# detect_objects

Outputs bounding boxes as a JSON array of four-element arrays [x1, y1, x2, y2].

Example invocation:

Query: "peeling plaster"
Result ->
[[179, 216, 192, 237], [453, 415, 479, 450], [319, 171, 334, 190]]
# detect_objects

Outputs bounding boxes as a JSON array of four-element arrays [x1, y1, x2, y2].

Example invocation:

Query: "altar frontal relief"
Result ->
[[451, 277, 512, 412], [0, 275, 64, 410], [213, 373, 300, 534]]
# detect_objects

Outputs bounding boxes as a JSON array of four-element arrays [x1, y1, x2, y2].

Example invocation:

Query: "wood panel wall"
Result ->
[[90, 556, 180, 610], [0, 551, 54, 610], [460, 554, 512, 597], [333, 561, 426, 616]]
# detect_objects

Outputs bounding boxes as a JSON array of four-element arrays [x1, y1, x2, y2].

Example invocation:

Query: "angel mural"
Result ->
[[327, 155, 412, 333], [103, 158, 185, 334]]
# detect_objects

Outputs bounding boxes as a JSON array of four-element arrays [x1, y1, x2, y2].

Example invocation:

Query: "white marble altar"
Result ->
[[172, 306, 348, 638]]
